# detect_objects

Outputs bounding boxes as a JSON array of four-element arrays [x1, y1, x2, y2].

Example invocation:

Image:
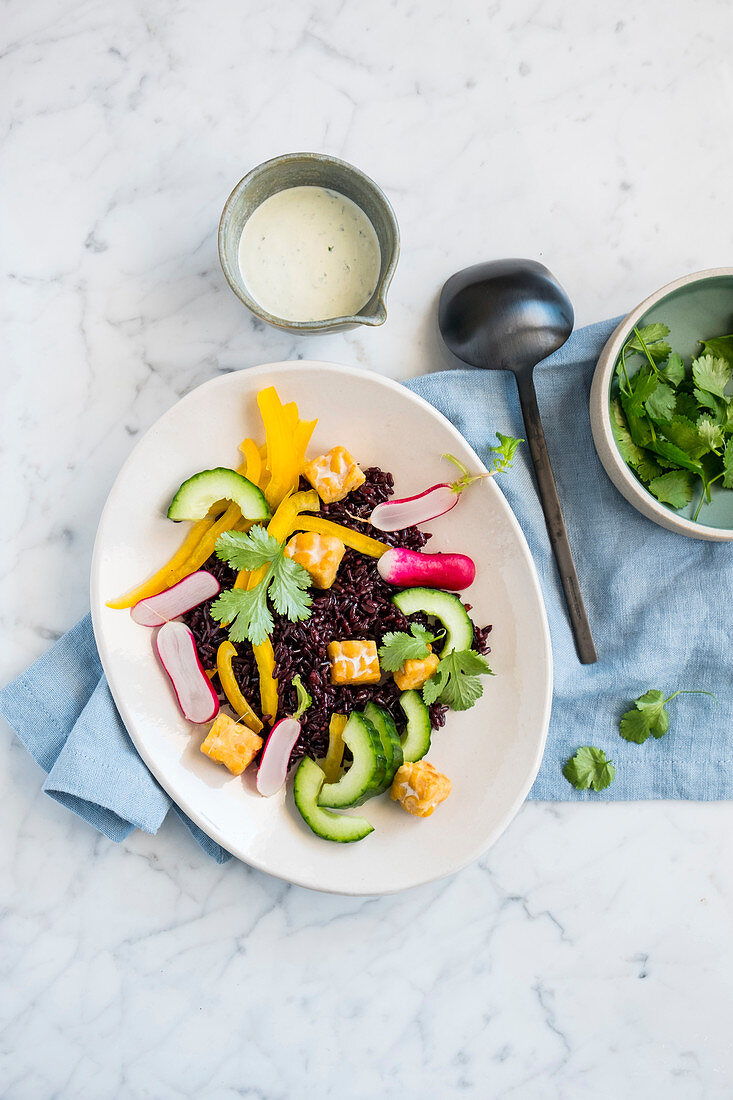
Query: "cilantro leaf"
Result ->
[[490, 433, 523, 472], [692, 354, 731, 398], [563, 747, 615, 791], [211, 527, 312, 644], [619, 688, 717, 744], [619, 689, 669, 742], [697, 415, 724, 452], [674, 391, 701, 422], [379, 623, 438, 672], [699, 333, 733, 369], [644, 381, 677, 422], [215, 526, 281, 571], [609, 401, 662, 483], [624, 324, 671, 363], [210, 585, 273, 646], [291, 674, 312, 720], [646, 470, 696, 509], [422, 649, 493, 711], [648, 437, 704, 475], [656, 416, 709, 460], [268, 554, 312, 621], [662, 352, 685, 386]]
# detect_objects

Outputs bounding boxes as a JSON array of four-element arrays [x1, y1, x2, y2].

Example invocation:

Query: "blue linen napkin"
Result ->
[[407, 318, 732, 800], [1, 319, 731, 864]]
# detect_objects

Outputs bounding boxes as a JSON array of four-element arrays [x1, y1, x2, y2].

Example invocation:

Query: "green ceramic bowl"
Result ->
[[590, 268, 733, 541], [218, 152, 400, 335]]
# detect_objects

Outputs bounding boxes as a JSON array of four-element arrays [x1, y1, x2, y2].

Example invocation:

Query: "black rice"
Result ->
[[182, 467, 491, 762]]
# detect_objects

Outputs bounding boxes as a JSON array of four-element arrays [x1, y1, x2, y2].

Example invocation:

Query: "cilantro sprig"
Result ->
[[613, 323, 733, 519], [210, 527, 312, 645], [619, 688, 717, 744], [422, 648, 493, 711], [563, 747, 615, 791], [378, 623, 442, 671], [443, 433, 523, 492]]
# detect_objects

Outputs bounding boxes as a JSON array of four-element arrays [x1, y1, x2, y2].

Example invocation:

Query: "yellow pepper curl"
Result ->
[[216, 641, 263, 733], [289, 515, 388, 559], [253, 636, 279, 725]]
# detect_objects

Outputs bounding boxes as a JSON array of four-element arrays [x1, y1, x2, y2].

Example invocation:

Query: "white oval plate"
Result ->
[[91, 362, 552, 895]]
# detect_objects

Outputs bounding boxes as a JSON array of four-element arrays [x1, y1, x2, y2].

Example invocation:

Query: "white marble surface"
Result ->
[[2, 0, 733, 1096]]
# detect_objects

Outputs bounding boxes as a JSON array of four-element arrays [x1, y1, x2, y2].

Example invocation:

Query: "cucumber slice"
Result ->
[[167, 468, 270, 522], [399, 690, 432, 762], [293, 758, 374, 843], [364, 703, 404, 790], [318, 713, 386, 809], [392, 587, 473, 655]]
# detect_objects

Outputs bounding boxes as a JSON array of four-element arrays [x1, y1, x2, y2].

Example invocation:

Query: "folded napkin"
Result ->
[[1, 320, 731, 865], [407, 318, 732, 800]]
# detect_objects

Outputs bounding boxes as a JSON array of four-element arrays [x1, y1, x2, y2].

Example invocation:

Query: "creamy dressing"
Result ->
[[238, 186, 381, 322]]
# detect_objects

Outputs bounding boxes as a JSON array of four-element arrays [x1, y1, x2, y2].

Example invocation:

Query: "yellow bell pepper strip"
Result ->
[[253, 636, 279, 724], [106, 516, 214, 609], [290, 515, 389, 558], [238, 438, 262, 488], [167, 500, 242, 586], [322, 714, 347, 783], [258, 387, 294, 508], [216, 641, 264, 733], [292, 417, 318, 488]]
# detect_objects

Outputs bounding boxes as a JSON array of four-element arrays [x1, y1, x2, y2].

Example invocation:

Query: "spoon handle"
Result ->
[[515, 372, 598, 664]]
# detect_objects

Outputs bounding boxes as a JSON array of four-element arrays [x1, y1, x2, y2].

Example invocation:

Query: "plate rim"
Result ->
[[90, 360, 553, 894]]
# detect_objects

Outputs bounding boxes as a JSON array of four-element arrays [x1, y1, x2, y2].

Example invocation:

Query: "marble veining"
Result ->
[[2, 0, 732, 1096]]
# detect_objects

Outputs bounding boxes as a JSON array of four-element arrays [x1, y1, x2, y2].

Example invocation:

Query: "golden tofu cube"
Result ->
[[200, 713, 263, 776], [327, 639, 381, 685], [391, 761, 452, 818], [394, 650, 440, 691], [302, 446, 366, 504], [284, 532, 345, 589]]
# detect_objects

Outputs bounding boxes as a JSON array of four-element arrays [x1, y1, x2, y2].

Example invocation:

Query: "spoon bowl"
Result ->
[[439, 258, 574, 374], [439, 258, 597, 664]]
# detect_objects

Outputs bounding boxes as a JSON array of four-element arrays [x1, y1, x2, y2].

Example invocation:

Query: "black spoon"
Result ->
[[438, 258, 597, 665]]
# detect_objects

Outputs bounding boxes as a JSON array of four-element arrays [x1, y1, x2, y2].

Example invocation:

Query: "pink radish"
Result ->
[[131, 571, 220, 626], [378, 547, 475, 591], [256, 718, 302, 797], [370, 484, 458, 531], [256, 675, 312, 797], [155, 621, 219, 723], [369, 441, 523, 531]]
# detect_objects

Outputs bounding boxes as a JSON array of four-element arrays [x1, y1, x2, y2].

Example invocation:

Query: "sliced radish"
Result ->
[[378, 547, 475, 591], [155, 621, 219, 723], [131, 571, 220, 627], [256, 718, 302, 797], [369, 484, 458, 531]]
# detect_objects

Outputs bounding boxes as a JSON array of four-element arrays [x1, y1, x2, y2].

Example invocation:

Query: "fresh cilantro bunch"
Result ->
[[563, 747, 615, 791], [210, 527, 312, 645], [613, 324, 733, 518], [422, 648, 493, 711], [619, 688, 717, 744], [378, 624, 442, 671]]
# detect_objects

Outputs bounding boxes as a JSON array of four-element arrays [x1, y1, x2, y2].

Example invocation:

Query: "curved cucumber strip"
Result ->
[[399, 690, 432, 762], [294, 758, 374, 842], [392, 587, 473, 655], [364, 703, 403, 790], [167, 468, 270, 522], [318, 713, 386, 809]]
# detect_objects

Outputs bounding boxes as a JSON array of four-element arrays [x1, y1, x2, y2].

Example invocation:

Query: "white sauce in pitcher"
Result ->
[[238, 186, 381, 322]]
